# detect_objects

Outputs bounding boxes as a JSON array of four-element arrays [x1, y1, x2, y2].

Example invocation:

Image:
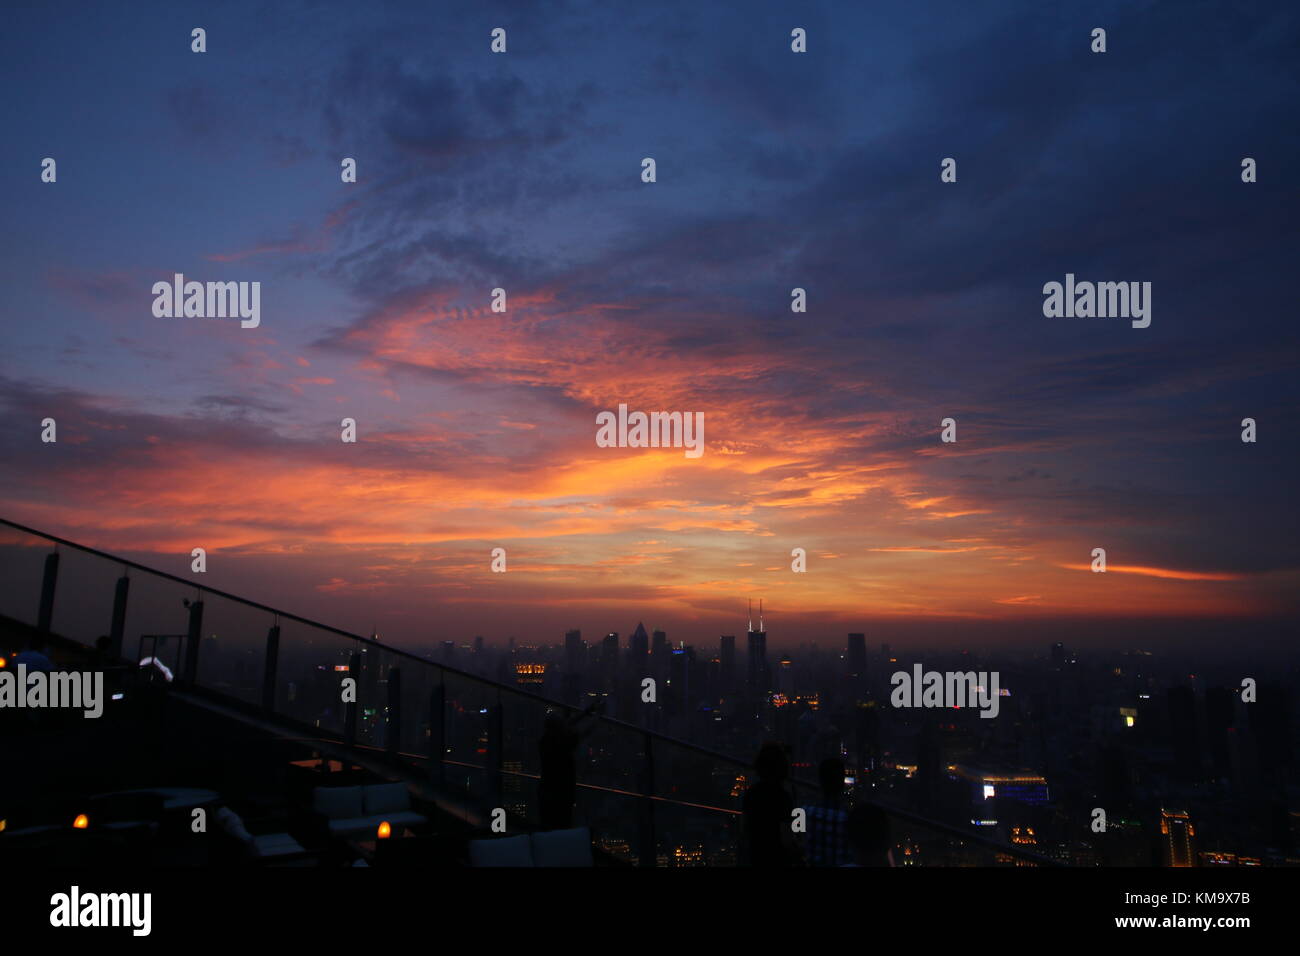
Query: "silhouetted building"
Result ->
[[746, 602, 769, 695], [1168, 686, 1201, 782], [565, 630, 584, 670], [719, 635, 736, 693], [1205, 686, 1234, 780], [629, 623, 649, 665], [847, 633, 867, 697]]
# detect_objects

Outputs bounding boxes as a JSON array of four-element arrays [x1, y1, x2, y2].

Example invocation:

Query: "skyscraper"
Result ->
[[847, 633, 867, 690], [746, 600, 769, 694], [564, 629, 584, 670], [719, 635, 736, 693], [601, 632, 619, 674], [1160, 809, 1196, 867], [563, 629, 585, 705], [630, 622, 649, 664], [651, 628, 669, 681]]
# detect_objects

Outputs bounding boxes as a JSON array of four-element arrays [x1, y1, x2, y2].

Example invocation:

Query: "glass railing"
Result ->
[[0, 516, 1059, 866]]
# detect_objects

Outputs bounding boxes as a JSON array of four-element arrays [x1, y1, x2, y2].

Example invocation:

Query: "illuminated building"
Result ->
[[1010, 826, 1037, 845], [670, 845, 705, 866], [502, 760, 527, 818], [950, 765, 1050, 805], [514, 662, 546, 686], [1161, 809, 1196, 867], [730, 773, 747, 799]]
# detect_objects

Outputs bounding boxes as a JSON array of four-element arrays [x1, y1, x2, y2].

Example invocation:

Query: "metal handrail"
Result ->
[[1, 514, 1061, 864]]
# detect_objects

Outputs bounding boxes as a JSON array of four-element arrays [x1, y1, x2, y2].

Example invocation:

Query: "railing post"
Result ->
[[261, 624, 280, 714], [344, 651, 360, 746], [639, 731, 656, 867], [109, 573, 130, 660], [427, 681, 445, 786], [386, 666, 401, 753], [183, 599, 204, 686], [37, 551, 59, 634]]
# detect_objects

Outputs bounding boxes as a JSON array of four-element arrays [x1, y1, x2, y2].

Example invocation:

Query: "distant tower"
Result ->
[[563, 629, 584, 706], [847, 633, 867, 687], [630, 622, 650, 663], [719, 635, 736, 692], [651, 628, 669, 680], [565, 629, 584, 670], [746, 600, 769, 693]]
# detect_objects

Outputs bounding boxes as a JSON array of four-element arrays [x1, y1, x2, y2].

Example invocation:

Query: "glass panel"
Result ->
[[44, 545, 119, 646], [190, 590, 269, 706], [395, 653, 436, 760], [120, 569, 195, 678], [440, 669, 495, 813], [0, 528, 53, 627], [574, 782, 640, 864], [273, 618, 355, 738]]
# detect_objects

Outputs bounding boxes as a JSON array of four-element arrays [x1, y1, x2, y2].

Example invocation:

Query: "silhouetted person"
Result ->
[[803, 757, 851, 866], [14, 635, 53, 672], [743, 742, 801, 865], [92, 635, 113, 665], [843, 803, 893, 867], [538, 700, 601, 829]]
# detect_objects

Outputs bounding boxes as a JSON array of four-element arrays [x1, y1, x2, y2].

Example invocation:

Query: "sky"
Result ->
[[1, 0, 1298, 653]]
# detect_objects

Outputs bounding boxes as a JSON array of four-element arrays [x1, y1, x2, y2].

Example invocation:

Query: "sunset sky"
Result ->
[[2, 1, 1297, 651]]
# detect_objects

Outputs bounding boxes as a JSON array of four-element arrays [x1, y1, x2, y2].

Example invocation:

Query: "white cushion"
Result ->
[[469, 835, 535, 867], [213, 807, 253, 844], [530, 827, 593, 867], [312, 786, 364, 819], [252, 833, 305, 857], [363, 783, 410, 815]]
